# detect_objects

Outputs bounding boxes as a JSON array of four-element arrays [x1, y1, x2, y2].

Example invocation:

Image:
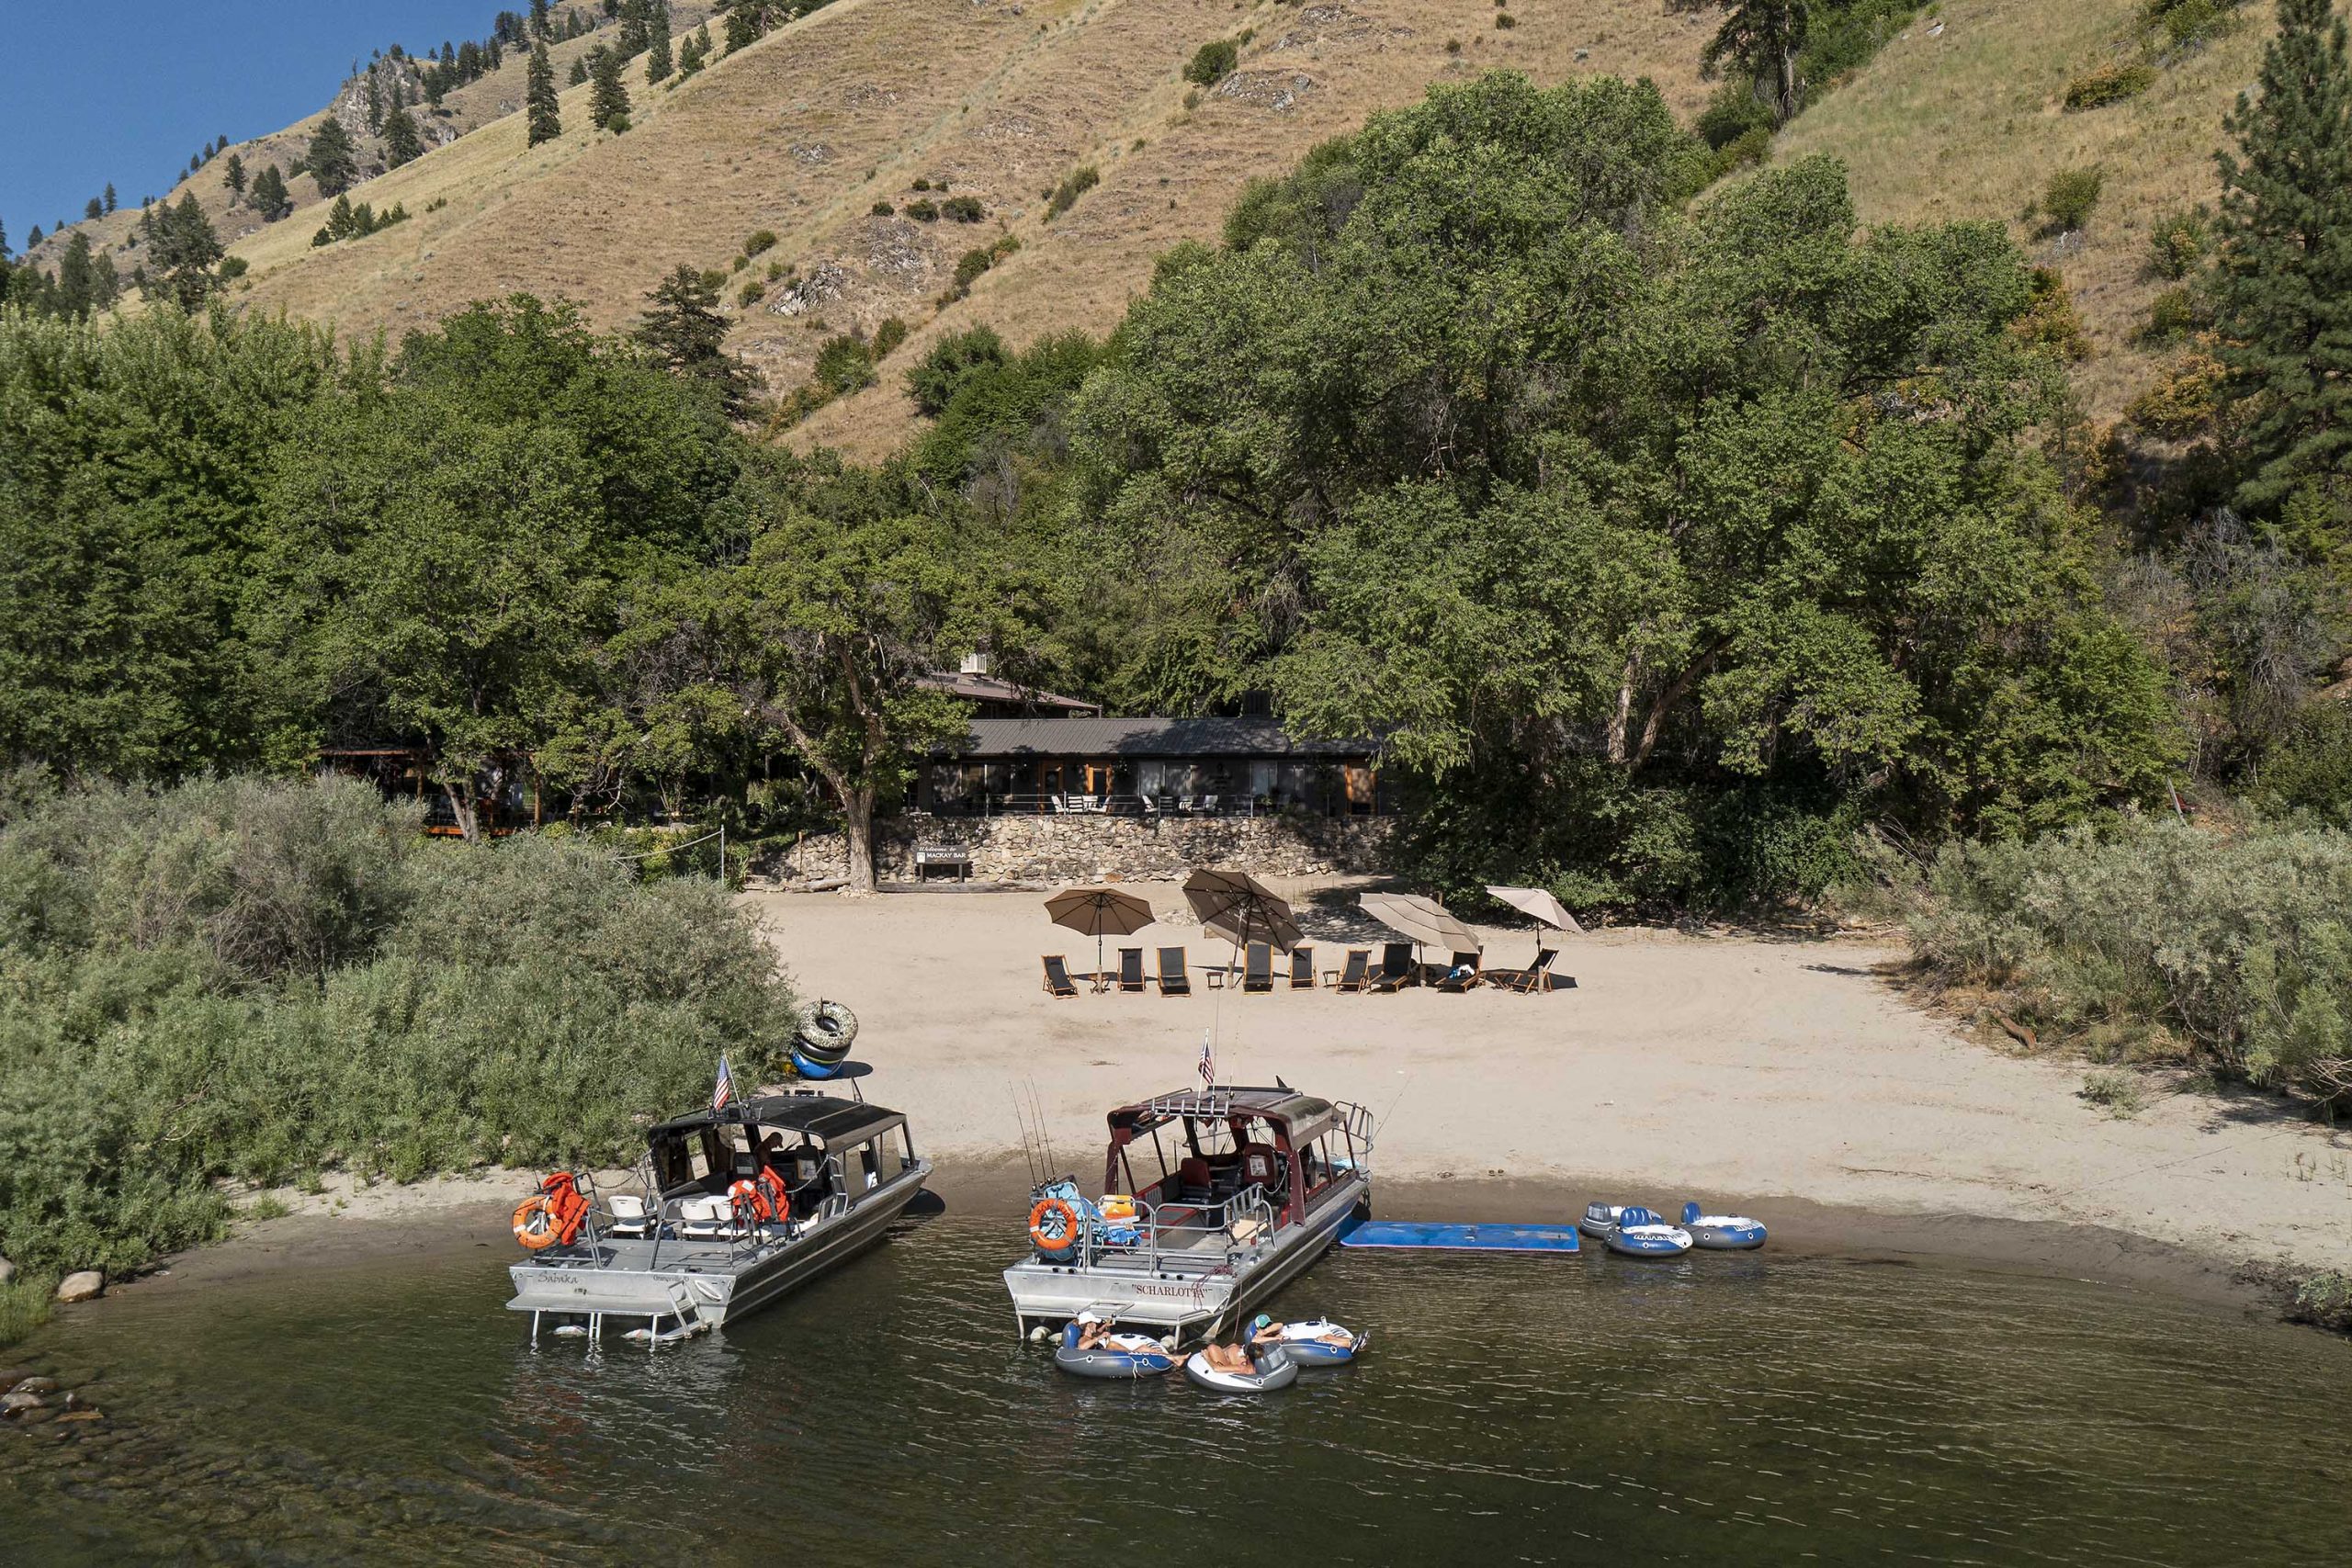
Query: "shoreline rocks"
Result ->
[[0, 1253, 15, 1285], [56, 1270, 105, 1303]]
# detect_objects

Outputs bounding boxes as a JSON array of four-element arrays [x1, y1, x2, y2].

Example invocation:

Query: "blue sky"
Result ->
[[2, 3, 500, 247]]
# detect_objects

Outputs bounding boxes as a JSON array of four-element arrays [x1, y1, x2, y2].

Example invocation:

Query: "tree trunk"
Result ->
[[842, 785, 877, 896], [444, 778, 481, 843]]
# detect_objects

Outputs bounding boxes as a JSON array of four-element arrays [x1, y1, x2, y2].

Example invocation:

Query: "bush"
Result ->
[[911, 177, 932, 192], [904, 197, 939, 221], [1856, 818, 2352, 1107], [871, 199, 895, 217], [219, 255, 250, 281], [2126, 350, 2224, 438], [873, 316, 909, 357], [1495, 11, 1517, 28], [905, 324, 1010, 415], [2064, 62, 2156, 109], [941, 195, 985, 222], [2081, 1067, 2149, 1116], [2153, 0, 2241, 51], [2041, 166, 2106, 231], [812, 332, 876, 394], [744, 229, 779, 256], [1184, 39, 1239, 86], [2142, 284, 2200, 343], [739, 278, 766, 307], [2258, 702, 2352, 821], [952, 247, 994, 292], [1696, 82, 1777, 151], [2146, 206, 2208, 280], [1045, 164, 1100, 221], [0, 776, 798, 1291]]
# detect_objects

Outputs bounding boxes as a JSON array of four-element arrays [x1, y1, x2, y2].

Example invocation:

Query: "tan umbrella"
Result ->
[[1046, 885, 1156, 976], [1485, 885, 1584, 935], [1357, 892, 1482, 960], [1182, 868, 1301, 953]]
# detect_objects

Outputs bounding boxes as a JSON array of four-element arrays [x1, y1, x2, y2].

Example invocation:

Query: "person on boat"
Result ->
[[1201, 1339, 1254, 1374]]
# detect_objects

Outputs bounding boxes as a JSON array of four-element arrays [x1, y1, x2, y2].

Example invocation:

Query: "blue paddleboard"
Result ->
[[1339, 1221, 1581, 1254]]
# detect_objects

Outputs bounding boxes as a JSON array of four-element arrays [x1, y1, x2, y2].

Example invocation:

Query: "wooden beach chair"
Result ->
[[1116, 946, 1147, 993], [1290, 946, 1316, 988], [1154, 947, 1192, 996], [1332, 949, 1372, 992], [1041, 954, 1080, 998], [1491, 949, 1560, 993], [1369, 942, 1418, 992], [1434, 951, 1484, 992], [1242, 942, 1274, 993]]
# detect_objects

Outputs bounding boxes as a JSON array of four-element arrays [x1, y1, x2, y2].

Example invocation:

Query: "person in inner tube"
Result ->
[[1251, 1313, 1346, 1348], [1074, 1311, 1115, 1351], [1201, 1337, 1255, 1373]]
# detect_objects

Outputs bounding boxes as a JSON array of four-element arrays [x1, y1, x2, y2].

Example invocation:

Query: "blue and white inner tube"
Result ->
[[1679, 1201, 1767, 1250], [1604, 1205, 1693, 1258], [1249, 1314, 1365, 1365], [1055, 1320, 1177, 1379]]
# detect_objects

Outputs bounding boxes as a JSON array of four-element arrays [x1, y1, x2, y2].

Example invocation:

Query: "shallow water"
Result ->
[[4, 1214, 2350, 1566]]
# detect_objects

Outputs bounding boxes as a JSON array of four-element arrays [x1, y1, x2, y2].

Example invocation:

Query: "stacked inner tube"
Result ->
[[792, 999, 859, 1080]]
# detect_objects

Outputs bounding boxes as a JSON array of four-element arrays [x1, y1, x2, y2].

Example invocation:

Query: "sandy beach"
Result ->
[[740, 879, 2352, 1281]]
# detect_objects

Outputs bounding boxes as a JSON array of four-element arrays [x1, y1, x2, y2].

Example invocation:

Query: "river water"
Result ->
[[4, 1212, 2349, 1565]]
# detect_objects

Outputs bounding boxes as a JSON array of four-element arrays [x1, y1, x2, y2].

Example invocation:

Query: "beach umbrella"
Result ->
[[1045, 885, 1157, 976], [1182, 868, 1301, 954], [1357, 892, 1481, 966], [1484, 885, 1584, 936]]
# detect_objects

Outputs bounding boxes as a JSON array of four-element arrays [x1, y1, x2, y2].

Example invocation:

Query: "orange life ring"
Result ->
[[1028, 1196, 1080, 1253], [513, 1195, 561, 1249]]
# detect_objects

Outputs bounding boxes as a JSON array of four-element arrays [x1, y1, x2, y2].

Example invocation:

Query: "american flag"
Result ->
[[712, 1054, 735, 1113], [1197, 1032, 1215, 1089]]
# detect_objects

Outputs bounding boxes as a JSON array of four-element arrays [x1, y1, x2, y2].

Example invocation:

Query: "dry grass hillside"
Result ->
[[23, 0, 2276, 454], [1777, 0, 2272, 423], [209, 0, 1718, 455]]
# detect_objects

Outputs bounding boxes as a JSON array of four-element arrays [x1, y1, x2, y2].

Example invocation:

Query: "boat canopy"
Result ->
[[1107, 1086, 1339, 1146], [647, 1094, 905, 1147]]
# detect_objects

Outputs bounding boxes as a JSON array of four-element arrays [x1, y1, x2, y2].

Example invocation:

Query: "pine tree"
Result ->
[[26, 225, 41, 248], [636, 263, 763, 413], [647, 4, 673, 82], [309, 116, 359, 196], [2211, 0, 2352, 515], [532, 0, 553, 39], [57, 231, 97, 318], [0, 219, 10, 259], [619, 0, 649, 55], [223, 156, 245, 198], [365, 66, 384, 132], [91, 251, 119, 309], [589, 46, 633, 131], [570, 55, 590, 85], [85, 197, 103, 221], [150, 193, 223, 310], [383, 107, 424, 167], [104, 182, 118, 213], [1703, 1, 1807, 123], [677, 25, 708, 78], [527, 42, 563, 145], [251, 164, 291, 221], [725, 6, 759, 55]]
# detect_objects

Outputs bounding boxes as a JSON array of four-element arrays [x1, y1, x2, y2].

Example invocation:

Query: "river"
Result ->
[[4, 1212, 2349, 1565]]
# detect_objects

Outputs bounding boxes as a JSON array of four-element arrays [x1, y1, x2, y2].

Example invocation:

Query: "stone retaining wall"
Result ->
[[755, 812, 1395, 886]]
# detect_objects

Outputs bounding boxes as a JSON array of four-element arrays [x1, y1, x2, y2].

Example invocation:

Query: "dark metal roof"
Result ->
[[917, 671, 1100, 714], [1109, 1086, 1337, 1135], [945, 717, 1371, 761], [647, 1094, 902, 1145]]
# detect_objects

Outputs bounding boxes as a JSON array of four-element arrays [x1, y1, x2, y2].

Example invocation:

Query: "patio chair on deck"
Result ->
[[1041, 954, 1080, 998], [1369, 942, 1419, 992], [1116, 946, 1147, 993], [1154, 946, 1192, 996], [1435, 951, 1484, 992], [1243, 942, 1274, 993], [1290, 946, 1316, 988], [1332, 949, 1372, 992]]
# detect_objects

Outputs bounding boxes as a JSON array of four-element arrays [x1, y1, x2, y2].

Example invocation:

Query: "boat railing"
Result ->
[[1335, 1099, 1377, 1153], [1052, 1182, 1280, 1274]]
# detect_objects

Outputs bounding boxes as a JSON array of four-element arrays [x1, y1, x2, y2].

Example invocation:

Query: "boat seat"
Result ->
[[606, 1193, 651, 1237], [1177, 1156, 1214, 1207]]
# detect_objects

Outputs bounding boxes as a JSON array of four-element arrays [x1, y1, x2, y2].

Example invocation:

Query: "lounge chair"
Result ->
[[1154, 946, 1192, 996], [1290, 946, 1316, 989], [1116, 946, 1147, 993], [1243, 942, 1274, 993], [1041, 954, 1080, 998], [1332, 949, 1372, 992], [1369, 942, 1418, 992], [1434, 951, 1484, 992], [1490, 948, 1560, 993]]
